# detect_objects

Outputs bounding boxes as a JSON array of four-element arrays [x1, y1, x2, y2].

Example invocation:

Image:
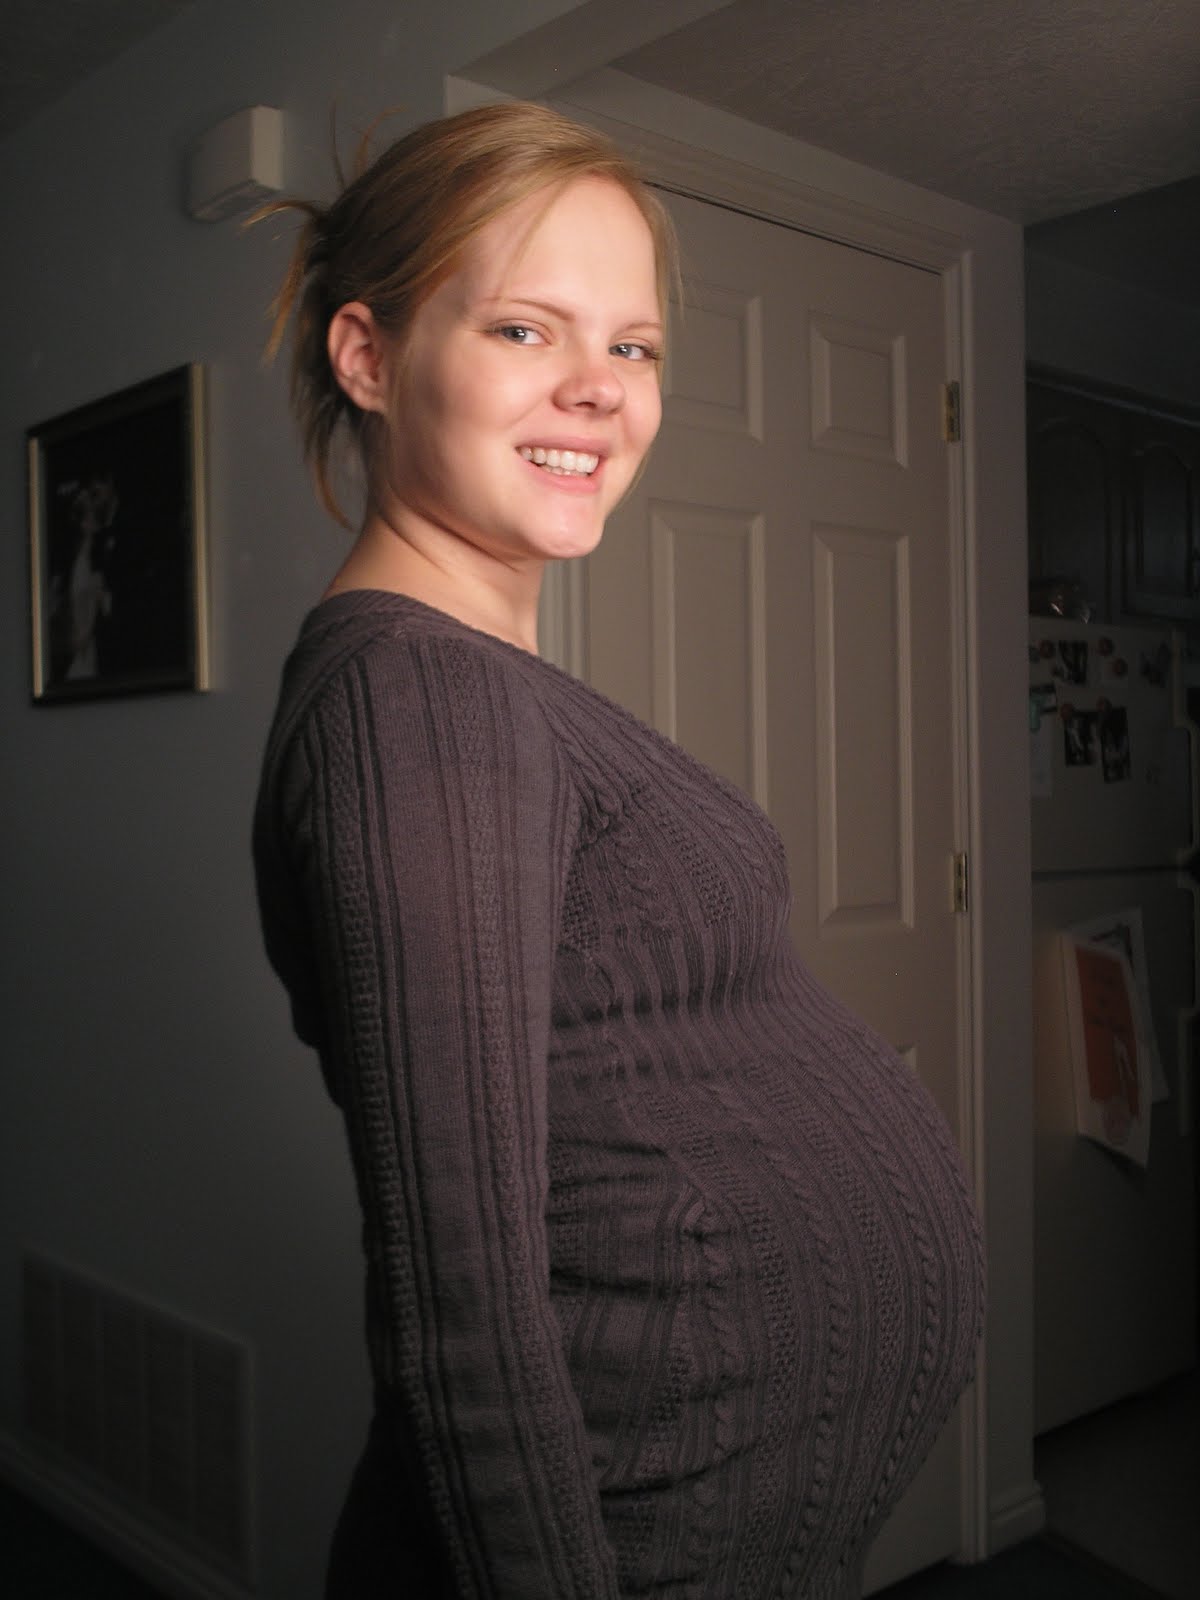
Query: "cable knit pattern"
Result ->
[[253, 590, 984, 1600]]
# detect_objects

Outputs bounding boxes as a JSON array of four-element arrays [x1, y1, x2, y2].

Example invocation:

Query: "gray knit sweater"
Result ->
[[253, 590, 983, 1600]]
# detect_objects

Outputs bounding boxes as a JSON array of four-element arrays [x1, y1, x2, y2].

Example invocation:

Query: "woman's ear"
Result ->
[[327, 302, 391, 416]]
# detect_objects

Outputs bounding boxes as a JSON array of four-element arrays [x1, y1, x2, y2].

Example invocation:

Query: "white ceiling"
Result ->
[[619, 0, 1200, 225], [3, 0, 1197, 306], [617, 0, 1200, 309]]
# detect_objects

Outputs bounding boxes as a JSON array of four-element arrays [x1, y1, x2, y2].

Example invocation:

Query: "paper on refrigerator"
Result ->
[[1066, 908, 1168, 1103], [1060, 931, 1154, 1166]]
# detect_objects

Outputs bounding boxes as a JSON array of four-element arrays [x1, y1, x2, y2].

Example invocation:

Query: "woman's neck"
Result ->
[[323, 514, 543, 653]]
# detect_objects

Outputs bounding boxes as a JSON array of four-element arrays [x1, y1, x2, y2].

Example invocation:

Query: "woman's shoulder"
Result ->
[[294, 587, 513, 670], [261, 589, 595, 787], [273, 590, 534, 719], [262, 588, 674, 825]]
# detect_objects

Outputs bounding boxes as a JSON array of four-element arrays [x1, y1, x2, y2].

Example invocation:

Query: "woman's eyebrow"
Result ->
[[475, 294, 663, 333], [474, 295, 570, 318]]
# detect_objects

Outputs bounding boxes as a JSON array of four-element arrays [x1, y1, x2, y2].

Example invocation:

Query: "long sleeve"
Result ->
[[259, 630, 618, 1598]]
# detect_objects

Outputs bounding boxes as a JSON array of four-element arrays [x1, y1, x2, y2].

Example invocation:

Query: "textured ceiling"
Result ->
[[3, 0, 1198, 306], [619, 0, 1200, 308], [617, 0, 1200, 225]]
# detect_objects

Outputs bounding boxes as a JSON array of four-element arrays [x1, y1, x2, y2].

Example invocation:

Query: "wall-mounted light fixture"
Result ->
[[187, 105, 284, 222]]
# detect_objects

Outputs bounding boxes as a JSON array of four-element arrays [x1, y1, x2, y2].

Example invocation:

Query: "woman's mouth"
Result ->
[[518, 446, 600, 477]]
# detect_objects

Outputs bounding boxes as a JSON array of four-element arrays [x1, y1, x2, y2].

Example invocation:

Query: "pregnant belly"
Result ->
[[546, 1043, 982, 1586]]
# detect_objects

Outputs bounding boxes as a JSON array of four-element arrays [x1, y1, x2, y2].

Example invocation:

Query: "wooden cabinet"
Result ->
[[1028, 369, 1200, 634], [1125, 416, 1200, 622]]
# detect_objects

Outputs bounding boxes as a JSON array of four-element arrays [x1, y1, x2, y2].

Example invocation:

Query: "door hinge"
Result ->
[[952, 851, 969, 913], [942, 380, 961, 443]]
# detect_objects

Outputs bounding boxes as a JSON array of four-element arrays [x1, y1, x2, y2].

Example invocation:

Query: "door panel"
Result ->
[[581, 189, 968, 1587], [813, 521, 913, 932], [650, 501, 769, 804]]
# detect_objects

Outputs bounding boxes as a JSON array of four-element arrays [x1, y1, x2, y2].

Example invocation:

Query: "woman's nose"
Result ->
[[555, 346, 626, 412]]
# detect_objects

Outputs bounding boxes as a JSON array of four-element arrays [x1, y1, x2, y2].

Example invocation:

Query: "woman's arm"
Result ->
[[267, 631, 617, 1599]]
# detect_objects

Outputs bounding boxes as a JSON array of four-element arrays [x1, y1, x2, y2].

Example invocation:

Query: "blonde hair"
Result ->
[[258, 101, 677, 527]]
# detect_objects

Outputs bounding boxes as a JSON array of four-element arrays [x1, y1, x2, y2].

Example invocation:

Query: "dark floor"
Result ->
[[1, 1480, 163, 1598], [880, 1534, 1167, 1599], [1033, 1368, 1198, 1600], [0, 1478, 1171, 1600]]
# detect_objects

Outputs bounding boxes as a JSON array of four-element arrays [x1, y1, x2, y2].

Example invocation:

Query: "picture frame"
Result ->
[[27, 364, 209, 702]]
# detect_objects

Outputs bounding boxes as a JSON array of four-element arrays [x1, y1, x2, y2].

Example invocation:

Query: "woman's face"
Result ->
[[377, 176, 664, 568]]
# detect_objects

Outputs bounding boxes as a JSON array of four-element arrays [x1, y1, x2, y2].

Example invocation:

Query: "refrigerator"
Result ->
[[1029, 617, 1197, 1432]]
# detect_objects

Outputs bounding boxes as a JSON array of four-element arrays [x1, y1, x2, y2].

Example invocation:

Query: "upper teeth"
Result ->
[[519, 446, 599, 475]]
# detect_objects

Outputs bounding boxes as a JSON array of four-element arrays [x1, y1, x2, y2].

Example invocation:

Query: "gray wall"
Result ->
[[0, 3, 588, 1595], [1026, 248, 1200, 405]]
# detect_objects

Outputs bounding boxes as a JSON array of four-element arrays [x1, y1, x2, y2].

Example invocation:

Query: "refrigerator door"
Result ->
[[1031, 617, 1197, 1430], [1033, 871, 1197, 1432], [1029, 619, 1193, 874]]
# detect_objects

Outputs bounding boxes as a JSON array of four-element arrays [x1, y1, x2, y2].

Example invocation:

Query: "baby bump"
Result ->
[[545, 1059, 982, 1588]]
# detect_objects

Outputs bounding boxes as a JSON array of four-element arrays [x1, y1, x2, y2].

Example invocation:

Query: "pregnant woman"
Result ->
[[253, 99, 984, 1599]]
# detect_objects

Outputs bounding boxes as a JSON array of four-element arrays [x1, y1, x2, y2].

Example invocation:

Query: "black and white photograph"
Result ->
[[1063, 708, 1099, 767], [27, 365, 208, 702], [1052, 638, 1089, 686], [1100, 704, 1132, 782]]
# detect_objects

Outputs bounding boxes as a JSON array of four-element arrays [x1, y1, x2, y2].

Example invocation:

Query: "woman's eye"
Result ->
[[612, 341, 661, 363], [495, 324, 543, 345]]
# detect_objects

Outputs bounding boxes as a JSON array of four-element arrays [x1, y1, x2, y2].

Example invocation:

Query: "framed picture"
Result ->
[[27, 364, 209, 702]]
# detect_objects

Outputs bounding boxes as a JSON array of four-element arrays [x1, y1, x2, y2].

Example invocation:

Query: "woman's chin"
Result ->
[[537, 516, 610, 564]]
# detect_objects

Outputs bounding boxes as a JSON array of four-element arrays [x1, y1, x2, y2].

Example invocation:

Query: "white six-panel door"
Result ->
[[579, 190, 968, 1589]]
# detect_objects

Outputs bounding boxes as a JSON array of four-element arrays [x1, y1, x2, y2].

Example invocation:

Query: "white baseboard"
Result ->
[[988, 1478, 1047, 1551], [0, 1430, 253, 1600]]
